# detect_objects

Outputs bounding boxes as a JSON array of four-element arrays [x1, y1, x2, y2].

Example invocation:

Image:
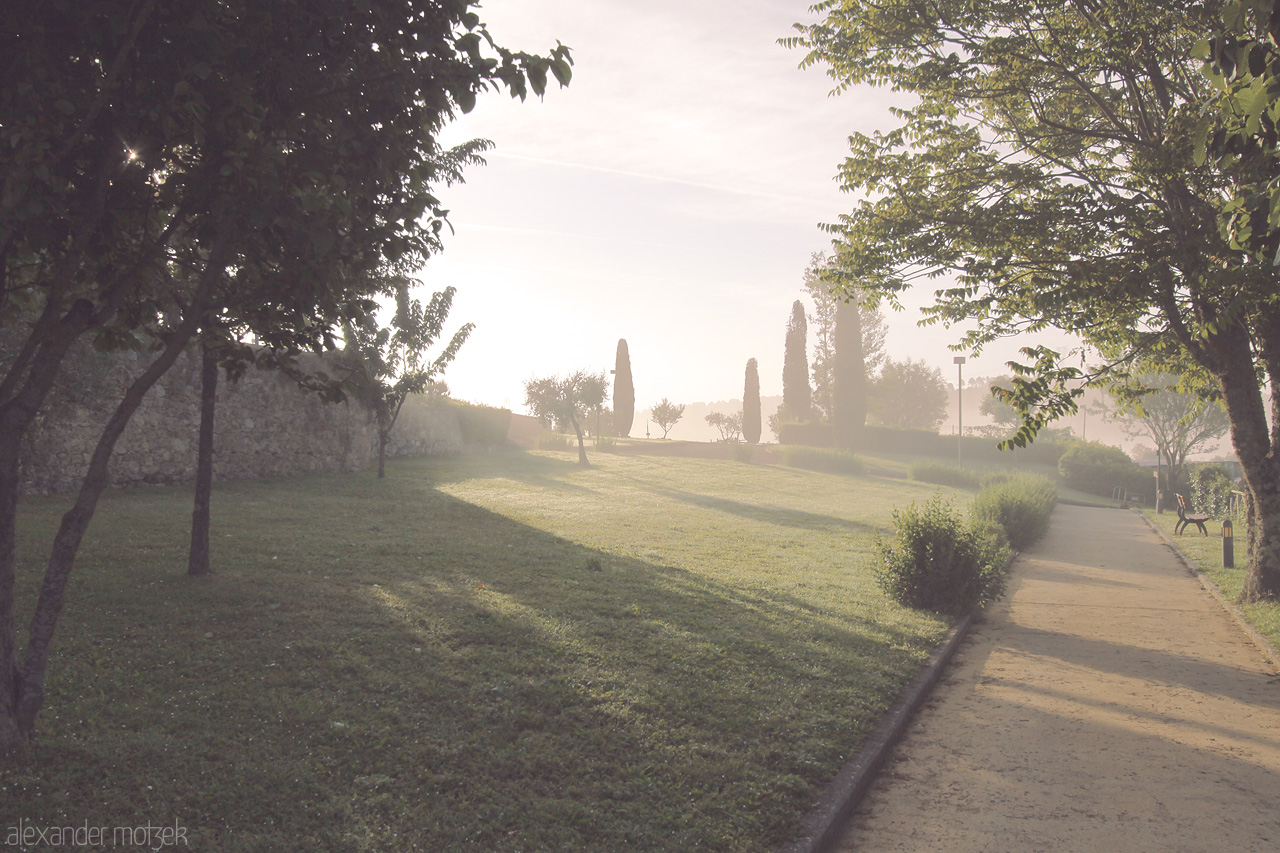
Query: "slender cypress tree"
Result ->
[[782, 300, 812, 421], [832, 298, 867, 449], [743, 358, 762, 445], [613, 339, 635, 437]]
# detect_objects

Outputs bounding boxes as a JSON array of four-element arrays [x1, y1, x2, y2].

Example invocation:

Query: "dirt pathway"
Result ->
[[833, 504, 1280, 852]]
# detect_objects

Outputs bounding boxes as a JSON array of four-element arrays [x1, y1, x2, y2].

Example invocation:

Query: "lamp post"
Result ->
[[954, 356, 966, 465]]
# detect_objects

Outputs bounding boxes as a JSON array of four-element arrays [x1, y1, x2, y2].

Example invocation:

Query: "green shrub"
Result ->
[[776, 421, 834, 447], [535, 433, 572, 451], [595, 435, 617, 451], [1057, 441, 1149, 499], [909, 460, 981, 489], [972, 473, 1057, 551], [452, 401, 513, 445], [731, 443, 756, 463], [1191, 464, 1238, 518], [781, 445, 866, 476], [876, 496, 1010, 616]]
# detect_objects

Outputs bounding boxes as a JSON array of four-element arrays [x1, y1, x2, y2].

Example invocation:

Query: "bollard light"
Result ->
[[1223, 518, 1235, 569]]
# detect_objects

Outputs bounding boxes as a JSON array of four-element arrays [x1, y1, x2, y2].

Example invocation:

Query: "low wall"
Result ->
[[19, 348, 465, 495]]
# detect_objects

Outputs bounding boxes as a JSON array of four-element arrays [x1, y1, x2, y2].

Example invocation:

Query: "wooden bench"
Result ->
[[1175, 493, 1210, 536]]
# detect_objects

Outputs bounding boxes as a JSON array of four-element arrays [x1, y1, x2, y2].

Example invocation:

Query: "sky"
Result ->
[[417, 0, 1080, 426]]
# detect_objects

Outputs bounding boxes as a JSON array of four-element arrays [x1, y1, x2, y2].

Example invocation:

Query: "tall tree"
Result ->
[[524, 371, 608, 467], [743, 358, 762, 445], [868, 359, 949, 431], [650, 398, 685, 439], [613, 339, 635, 437], [344, 279, 474, 479], [781, 300, 812, 423], [0, 0, 570, 755], [803, 253, 886, 425], [1104, 372, 1232, 494], [789, 1, 1280, 601], [832, 298, 868, 450]]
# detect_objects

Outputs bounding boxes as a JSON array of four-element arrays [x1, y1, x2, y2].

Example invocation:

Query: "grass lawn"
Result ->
[[1140, 507, 1280, 652], [2, 450, 966, 851]]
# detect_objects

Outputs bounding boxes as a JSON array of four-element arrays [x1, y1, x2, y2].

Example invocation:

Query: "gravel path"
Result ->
[[833, 504, 1280, 852]]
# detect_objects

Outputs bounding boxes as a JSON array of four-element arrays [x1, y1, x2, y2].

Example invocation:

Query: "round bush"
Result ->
[[876, 496, 1010, 616], [1057, 441, 1149, 499]]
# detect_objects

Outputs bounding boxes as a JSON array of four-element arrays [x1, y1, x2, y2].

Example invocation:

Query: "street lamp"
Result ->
[[954, 356, 966, 465]]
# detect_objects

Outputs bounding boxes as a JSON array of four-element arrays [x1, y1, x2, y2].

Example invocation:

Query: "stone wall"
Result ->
[[18, 348, 464, 495]]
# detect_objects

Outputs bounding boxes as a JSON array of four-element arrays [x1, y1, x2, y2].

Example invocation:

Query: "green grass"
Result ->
[[2, 451, 961, 851], [1140, 507, 1280, 652]]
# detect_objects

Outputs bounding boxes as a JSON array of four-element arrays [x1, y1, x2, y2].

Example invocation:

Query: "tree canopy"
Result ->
[[0, 0, 571, 755], [788, 0, 1280, 601], [613, 339, 635, 437], [650, 398, 685, 439], [869, 358, 949, 431], [344, 279, 473, 478], [524, 371, 608, 466]]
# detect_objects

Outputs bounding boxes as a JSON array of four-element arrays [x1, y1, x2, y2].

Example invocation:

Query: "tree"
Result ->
[[0, 0, 570, 755], [651, 398, 685, 439], [344, 280, 474, 478], [789, 1, 1280, 601], [742, 359, 762, 445], [803, 253, 886, 427], [1104, 372, 1232, 495], [524, 371, 608, 466], [781, 300, 812, 422], [705, 411, 744, 443], [868, 359, 949, 431], [613, 339, 635, 437]]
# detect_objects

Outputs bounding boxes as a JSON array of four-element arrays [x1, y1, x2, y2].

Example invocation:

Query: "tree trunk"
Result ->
[[569, 415, 589, 467], [187, 340, 218, 576], [377, 430, 388, 479], [1240, 466, 1280, 602]]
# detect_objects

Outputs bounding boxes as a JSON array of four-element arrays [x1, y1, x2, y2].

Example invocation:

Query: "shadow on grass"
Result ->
[[654, 486, 878, 535], [5, 464, 939, 853]]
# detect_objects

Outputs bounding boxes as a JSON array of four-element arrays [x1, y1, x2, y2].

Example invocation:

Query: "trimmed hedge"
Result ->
[[451, 401, 513, 445], [1057, 441, 1149, 500], [780, 445, 866, 476], [778, 422, 1069, 467], [972, 473, 1057, 550], [909, 460, 982, 490]]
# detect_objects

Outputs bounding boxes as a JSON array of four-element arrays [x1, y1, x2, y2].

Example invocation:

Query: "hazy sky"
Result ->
[[419, 0, 1077, 421]]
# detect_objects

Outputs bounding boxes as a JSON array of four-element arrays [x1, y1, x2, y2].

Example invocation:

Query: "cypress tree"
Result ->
[[782, 300, 812, 421], [613, 339, 635, 437], [743, 358, 762, 444], [832, 298, 867, 449]]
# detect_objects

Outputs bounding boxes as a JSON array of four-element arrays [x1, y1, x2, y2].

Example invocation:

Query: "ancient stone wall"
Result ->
[[18, 348, 463, 495]]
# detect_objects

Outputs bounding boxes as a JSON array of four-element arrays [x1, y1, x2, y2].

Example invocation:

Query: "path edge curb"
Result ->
[[1135, 509, 1280, 671], [777, 612, 975, 853]]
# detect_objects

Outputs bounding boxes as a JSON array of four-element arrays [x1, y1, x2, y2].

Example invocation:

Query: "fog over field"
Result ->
[[420, 0, 1081, 419]]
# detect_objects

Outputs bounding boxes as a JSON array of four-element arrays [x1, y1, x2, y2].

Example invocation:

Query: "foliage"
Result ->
[[535, 432, 573, 451], [0, 0, 572, 754], [731, 442, 756, 463], [868, 358, 949, 430], [1103, 371, 1231, 492], [876, 497, 1010, 617], [743, 358, 762, 445], [705, 411, 744, 443], [909, 461, 981, 490], [782, 300, 812, 421], [1191, 464, 1240, 518], [343, 280, 472, 477], [451, 401, 513, 446], [524, 371, 608, 466], [613, 339, 635, 437], [1197, 0, 1280, 264], [776, 421, 835, 447], [650, 398, 685, 439], [788, 0, 1280, 600], [803, 253, 886, 429], [781, 446, 867, 477], [971, 474, 1058, 551], [1058, 442, 1150, 500]]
